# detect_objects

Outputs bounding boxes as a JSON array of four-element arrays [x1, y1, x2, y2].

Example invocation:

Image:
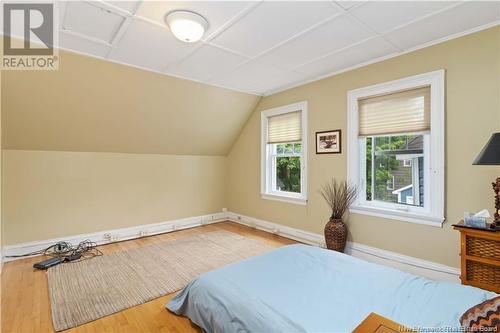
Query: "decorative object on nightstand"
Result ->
[[353, 313, 417, 333], [320, 179, 357, 252], [453, 221, 500, 293], [473, 132, 500, 230]]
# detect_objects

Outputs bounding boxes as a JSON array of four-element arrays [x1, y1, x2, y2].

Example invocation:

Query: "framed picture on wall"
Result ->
[[316, 130, 341, 154]]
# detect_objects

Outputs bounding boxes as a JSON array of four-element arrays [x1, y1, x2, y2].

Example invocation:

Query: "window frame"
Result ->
[[261, 101, 308, 205], [347, 71, 445, 227]]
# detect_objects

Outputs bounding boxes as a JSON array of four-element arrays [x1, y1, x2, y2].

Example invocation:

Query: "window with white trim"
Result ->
[[347, 71, 445, 226], [261, 102, 308, 205]]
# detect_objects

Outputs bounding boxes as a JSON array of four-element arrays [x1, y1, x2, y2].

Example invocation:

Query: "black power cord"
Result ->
[[6, 239, 103, 263]]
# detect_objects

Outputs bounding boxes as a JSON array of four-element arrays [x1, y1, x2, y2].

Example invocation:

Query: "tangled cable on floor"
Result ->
[[6, 239, 103, 262]]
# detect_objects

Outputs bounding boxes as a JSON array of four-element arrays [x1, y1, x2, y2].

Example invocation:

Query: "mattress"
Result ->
[[166, 244, 497, 333]]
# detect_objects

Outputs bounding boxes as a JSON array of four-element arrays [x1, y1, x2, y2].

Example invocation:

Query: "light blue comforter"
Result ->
[[166, 244, 496, 333]]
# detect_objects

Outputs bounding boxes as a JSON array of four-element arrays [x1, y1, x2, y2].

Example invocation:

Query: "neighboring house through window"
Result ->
[[347, 71, 445, 226], [261, 101, 308, 205]]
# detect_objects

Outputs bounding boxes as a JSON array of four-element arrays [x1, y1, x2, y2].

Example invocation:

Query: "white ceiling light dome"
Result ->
[[165, 10, 209, 43]]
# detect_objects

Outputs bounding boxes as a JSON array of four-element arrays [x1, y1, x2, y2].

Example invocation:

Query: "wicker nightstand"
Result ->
[[454, 221, 500, 293]]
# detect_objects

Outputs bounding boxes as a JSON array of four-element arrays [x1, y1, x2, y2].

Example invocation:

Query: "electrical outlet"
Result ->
[[103, 233, 112, 241], [139, 230, 148, 237]]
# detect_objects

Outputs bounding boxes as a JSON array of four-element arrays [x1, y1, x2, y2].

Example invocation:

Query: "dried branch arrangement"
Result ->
[[320, 179, 358, 220]]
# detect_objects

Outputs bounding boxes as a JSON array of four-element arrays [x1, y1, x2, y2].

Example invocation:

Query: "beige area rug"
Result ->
[[47, 231, 274, 331]]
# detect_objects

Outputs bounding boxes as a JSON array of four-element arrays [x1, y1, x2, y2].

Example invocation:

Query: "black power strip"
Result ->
[[33, 252, 83, 270], [33, 257, 65, 270]]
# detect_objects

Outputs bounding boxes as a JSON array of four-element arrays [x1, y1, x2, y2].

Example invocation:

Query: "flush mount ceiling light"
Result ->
[[165, 10, 209, 43]]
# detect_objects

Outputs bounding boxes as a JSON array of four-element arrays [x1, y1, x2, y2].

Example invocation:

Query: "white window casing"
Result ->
[[347, 70, 445, 227], [261, 101, 308, 205]]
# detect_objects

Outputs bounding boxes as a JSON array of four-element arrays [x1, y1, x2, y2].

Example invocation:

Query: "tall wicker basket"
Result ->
[[324, 218, 347, 252]]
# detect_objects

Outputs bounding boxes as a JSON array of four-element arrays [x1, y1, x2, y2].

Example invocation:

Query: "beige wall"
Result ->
[[227, 27, 500, 268], [1, 49, 261, 156], [0, 68, 2, 258], [1, 47, 257, 245], [3, 150, 226, 245]]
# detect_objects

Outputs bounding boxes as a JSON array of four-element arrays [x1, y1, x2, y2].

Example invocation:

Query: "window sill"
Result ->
[[350, 204, 444, 227], [261, 193, 307, 205]]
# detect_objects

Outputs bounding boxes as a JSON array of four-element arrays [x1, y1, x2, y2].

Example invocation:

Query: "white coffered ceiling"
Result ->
[[45, 1, 500, 95]]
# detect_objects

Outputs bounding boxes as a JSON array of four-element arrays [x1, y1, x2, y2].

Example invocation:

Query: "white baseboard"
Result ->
[[3, 210, 460, 283], [226, 211, 460, 283], [3, 212, 227, 262]]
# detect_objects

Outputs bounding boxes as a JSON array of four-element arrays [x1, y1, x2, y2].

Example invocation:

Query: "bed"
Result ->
[[166, 244, 497, 333]]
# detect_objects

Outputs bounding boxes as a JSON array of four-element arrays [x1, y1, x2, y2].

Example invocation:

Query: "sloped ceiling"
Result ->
[[2, 49, 261, 155]]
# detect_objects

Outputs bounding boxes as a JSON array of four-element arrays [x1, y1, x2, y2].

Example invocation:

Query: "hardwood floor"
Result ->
[[1, 221, 296, 333]]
